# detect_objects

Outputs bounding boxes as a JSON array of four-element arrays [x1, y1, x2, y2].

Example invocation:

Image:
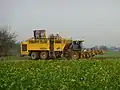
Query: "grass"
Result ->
[[96, 51, 120, 58], [0, 59, 120, 90], [105, 51, 120, 57], [0, 51, 120, 90]]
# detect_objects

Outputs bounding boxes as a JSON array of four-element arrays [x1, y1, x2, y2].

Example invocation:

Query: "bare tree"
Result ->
[[0, 26, 17, 56]]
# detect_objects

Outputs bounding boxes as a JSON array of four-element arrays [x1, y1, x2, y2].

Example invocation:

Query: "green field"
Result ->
[[96, 51, 120, 57], [0, 51, 120, 90], [0, 59, 120, 90]]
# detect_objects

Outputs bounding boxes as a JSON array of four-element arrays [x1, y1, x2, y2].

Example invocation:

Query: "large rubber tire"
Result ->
[[71, 52, 79, 60], [85, 53, 90, 58], [31, 52, 39, 60], [40, 51, 48, 60], [55, 52, 62, 58]]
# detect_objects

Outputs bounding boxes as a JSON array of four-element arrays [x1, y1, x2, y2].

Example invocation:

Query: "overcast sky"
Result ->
[[0, 0, 120, 47]]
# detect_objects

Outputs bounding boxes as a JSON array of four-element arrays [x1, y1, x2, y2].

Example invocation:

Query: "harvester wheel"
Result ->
[[71, 52, 79, 60], [55, 51, 62, 58], [85, 53, 90, 58], [40, 51, 48, 60], [31, 52, 39, 60]]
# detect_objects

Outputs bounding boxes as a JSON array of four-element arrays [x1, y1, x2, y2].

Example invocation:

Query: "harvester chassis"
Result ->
[[29, 49, 104, 60], [20, 30, 105, 60]]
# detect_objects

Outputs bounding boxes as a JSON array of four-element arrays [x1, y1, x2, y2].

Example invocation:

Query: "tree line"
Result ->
[[0, 26, 119, 57], [0, 27, 20, 56]]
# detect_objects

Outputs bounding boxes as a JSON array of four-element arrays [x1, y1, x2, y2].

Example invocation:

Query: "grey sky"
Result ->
[[0, 0, 120, 47]]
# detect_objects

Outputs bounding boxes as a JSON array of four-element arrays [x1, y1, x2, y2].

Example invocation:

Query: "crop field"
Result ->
[[0, 51, 120, 90], [96, 51, 120, 57]]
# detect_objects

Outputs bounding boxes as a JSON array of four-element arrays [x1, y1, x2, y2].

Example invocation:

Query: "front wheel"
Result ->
[[71, 52, 79, 60]]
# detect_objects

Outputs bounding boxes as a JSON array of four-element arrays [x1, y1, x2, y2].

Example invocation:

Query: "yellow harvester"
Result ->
[[20, 30, 104, 60]]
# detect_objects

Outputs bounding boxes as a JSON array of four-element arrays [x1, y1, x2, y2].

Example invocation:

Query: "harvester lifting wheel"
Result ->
[[31, 52, 39, 60], [40, 51, 48, 60], [71, 52, 79, 60]]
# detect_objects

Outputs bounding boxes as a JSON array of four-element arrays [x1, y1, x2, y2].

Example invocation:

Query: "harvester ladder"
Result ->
[[49, 37, 56, 58]]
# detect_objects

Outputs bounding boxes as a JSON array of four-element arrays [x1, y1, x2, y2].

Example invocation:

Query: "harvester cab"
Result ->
[[33, 30, 46, 39], [72, 40, 84, 51]]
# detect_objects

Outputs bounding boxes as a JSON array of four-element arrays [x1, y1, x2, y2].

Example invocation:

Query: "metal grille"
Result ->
[[22, 44, 27, 51]]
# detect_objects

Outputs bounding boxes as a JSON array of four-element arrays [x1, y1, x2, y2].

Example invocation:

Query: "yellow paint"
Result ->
[[20, 37, 72, 56]]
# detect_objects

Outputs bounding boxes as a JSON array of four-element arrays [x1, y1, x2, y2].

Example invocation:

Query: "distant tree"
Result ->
[[99, 45, 108, 51], [109, 46, 118, 51], [0, 27, 17, 56], [91, 45, 99, 49]]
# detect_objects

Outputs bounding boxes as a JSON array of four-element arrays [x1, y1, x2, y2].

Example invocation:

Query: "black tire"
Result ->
[[71, 52, 79, 60], [40, 51, 48, 60], [31, 52, 39, 60], [55, 52, 62, 58], [62, 51, 70, 59]]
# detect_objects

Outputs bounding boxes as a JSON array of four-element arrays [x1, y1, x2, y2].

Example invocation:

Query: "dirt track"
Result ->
[[0, 56, 120, 62]]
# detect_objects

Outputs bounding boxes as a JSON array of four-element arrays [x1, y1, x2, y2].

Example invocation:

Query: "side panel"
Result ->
[[54, 39, 72, 51], [54, 39, 66, 51], [27, 43, 50, 51], [20, 41, 50, 56], [54, 44, 62, 51], [54, 43, 71, 51]]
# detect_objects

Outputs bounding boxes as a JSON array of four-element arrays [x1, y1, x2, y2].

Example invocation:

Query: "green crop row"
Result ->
[[0, 59, 120, 90]]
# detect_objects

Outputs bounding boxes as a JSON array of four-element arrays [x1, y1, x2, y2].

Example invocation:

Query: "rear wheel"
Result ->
[[40, 51, 48, 60], [55, 51, 62, 58], [31, 52, 39, 60], [71, 52, 79, 60]]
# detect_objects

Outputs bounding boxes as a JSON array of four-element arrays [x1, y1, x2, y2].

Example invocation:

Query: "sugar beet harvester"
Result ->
[[20, 30, 104, 60]]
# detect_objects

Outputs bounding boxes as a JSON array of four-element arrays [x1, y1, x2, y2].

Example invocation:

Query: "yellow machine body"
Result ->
[[20, 37, 72, 57], [20, 30, 104, 60]]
